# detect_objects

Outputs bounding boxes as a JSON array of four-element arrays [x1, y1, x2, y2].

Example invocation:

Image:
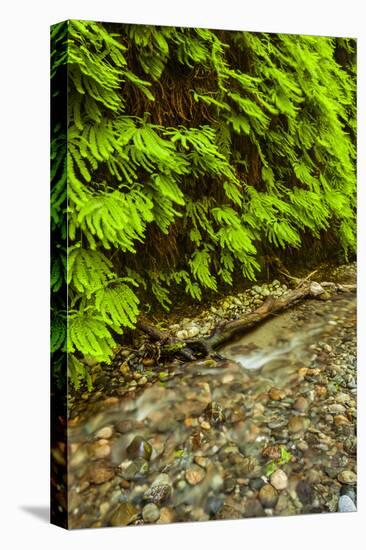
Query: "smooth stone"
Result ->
[[123, 459, 149, 480], [259, 484, 278, 508], [337, 470, 357, 485], [338, 495, 356, 512], [296, 480, 313, 504], [110, 502, 139, 526], [328, 404, 346, 415], [142, 503, 160, 523], [126, 436, 152, 461], [93, 440, 111, 459], [89, 467, 114, 485], [204, 496, 224, 517], [185, 465, 206, 485], [309, 282, 325, 296], [270, 469, 288, 491], [268, 388, 286, 401], [293, 397, 309, 412], [288, 416, 310, 433], [157, 507, 176, 524], [95, 426, 113, 439]]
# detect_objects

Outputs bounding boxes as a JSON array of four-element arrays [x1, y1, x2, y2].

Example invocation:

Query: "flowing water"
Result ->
[[66, 292, 356, 528]]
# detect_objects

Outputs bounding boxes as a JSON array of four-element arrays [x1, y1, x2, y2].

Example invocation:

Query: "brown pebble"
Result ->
[[288, 415, 309, 433], [185, 465, 206, 485], [92, 440, 111, 459], [200, 421, 211, 430], [293, 396, 309, 412], [142, 358, 155, 367], [95, 426, 113, 439], [262, 445, 281, 460], [89, 467, 114, 485], [269, 388, 286, 401], [110, 503, 139, 526], [259, 484, 278, 508], [157, 507, 176, 524]]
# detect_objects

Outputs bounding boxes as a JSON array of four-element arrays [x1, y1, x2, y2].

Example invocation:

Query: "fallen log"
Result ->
[[136, 280, 355, 360]]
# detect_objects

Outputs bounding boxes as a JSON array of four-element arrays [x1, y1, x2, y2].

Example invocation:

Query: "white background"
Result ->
[[0, 0, 365, 548]]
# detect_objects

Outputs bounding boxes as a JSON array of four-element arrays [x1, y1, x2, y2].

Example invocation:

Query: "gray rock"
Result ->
[[338, 495, 356, 513], [142, 503, 160, 523]]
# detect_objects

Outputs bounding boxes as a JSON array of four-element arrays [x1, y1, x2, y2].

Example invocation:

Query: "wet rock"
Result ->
[[328, 404, 346, 415], [310, 282, 325, 296], [110, 502, 139, 526], [223, 476, 236, 493], [268, 387, 286, 401], [142, 503, 160, 523], [337, 470, 357, 485], [262, 445, 281, 461], [338, 495, 356, 512], [293, 397, 309, 412], [236, 456, 261, 478], [249, 478, 265, 491], [288, 415, 310, 433], [205, 496, 224, 517], [144, 474, 172, 504], [95, 426, 113, 439], [186, 326, 200, 338], [89, 467, 114, 485], [243, 498, 265, 518], [92, 440, 111, 459], [157, 507, 176, 524], [259, 484, 278, 508], [185, 465, 206, 485], [296, 480, 313, 505], [115, 419, 136, 434], [204, 401, 225, 424], [217, 505, 243, 520], [126, 436, 152, 461], [270, 469, 288, 491], [122, 458, 149, 480], [176, 330, 188, 339]]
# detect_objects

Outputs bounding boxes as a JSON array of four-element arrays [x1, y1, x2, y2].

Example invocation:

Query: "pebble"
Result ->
[[157, 507, 176, 524], [110, 502, 139, 526], [259, 484, 278, 508], [126, 436, 152, 461], [338, 495, 357, 512], [270, 469, 288, 491], [268, 388, 286, 401], [296, 480, 313, 504], [89, 467, 114, 485], [144, 474, 172, 503], [293, 396, 309, 412], [328, 404, 346, 415], [288, 416, 310, 433], [142, 503, 160, 523], [337, 470, 357, 485], [95, 426, 113, 439], [93, 440, 111, 459], [185, 465, 206, 485]]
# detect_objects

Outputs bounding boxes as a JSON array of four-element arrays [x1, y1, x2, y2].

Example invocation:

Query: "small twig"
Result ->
[[295, 269, 318, 289]]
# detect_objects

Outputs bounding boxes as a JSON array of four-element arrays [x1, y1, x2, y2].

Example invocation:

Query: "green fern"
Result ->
[[51, 20, 356, 388]]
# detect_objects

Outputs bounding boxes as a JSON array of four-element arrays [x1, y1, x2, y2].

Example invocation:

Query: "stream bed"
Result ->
[[65, 270, 357, 528]]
